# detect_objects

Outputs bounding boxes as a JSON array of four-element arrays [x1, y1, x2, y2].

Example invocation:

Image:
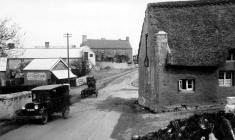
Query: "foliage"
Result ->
[[114, 54, 130, 63], [0, 18, 22, 56], [71, 60, 91, 77]]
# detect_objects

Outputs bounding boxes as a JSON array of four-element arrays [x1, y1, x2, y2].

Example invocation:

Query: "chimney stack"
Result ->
[[126, 36, 129, 41], [82, 35, 87, 44], [45, 42, 50, 48]]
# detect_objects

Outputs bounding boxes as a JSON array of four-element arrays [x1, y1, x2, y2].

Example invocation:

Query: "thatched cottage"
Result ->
[[138, 0, 235, 112]]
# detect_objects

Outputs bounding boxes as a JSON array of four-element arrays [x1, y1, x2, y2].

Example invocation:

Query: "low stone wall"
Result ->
[[97, 62, 135, 69], [0, 91, 31, 120]]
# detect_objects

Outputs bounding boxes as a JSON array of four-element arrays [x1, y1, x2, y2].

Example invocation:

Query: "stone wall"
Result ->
[[97, 62, 135, 69], [0, 91, 31, 120]]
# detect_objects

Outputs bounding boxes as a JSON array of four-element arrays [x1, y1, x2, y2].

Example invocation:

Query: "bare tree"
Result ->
[[0, 18, 22, 56]]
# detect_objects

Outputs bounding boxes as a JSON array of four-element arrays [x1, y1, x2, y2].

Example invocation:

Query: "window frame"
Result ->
[[178, 79, 195, 93], [226, 51, 235, 61], [218, 71, 234, 87]]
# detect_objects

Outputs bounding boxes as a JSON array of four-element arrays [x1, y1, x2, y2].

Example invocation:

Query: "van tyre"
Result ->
[[41, 111, 48, 124], [62, 106, 70, 119]]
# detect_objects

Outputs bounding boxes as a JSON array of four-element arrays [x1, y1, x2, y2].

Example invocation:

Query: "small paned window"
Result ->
[[178, 79, 195, 92], [227, 51, 235, 61], [90, 54, 93, 57], [218, 71, 234, 87]]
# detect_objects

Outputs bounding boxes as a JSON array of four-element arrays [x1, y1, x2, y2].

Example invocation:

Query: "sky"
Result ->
[[1, 0, 181, 55]]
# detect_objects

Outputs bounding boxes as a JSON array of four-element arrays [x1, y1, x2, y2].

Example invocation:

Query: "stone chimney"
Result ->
[[45, 42, 49, 48], [126, 36, 129, 41], [155, 31, 170, 66], [82, 35, 87, 44]]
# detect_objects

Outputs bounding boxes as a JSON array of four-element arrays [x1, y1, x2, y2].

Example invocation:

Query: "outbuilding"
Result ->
[[23, 59, 76, 86]]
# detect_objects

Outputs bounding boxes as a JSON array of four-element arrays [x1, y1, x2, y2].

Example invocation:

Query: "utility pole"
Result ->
[[64, 33, 72, 84]]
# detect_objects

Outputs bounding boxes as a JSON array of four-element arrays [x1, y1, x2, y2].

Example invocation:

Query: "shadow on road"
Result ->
[[96, 96, 155, 140]]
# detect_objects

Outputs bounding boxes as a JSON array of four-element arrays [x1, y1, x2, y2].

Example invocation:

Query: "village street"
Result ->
[[0, 69, 139, 140]]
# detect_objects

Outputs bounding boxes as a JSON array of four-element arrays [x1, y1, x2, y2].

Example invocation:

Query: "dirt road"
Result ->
[[0, 70, 138, 140]]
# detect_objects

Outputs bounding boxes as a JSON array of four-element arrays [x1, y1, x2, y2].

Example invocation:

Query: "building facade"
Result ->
[[138, 0, 235, 112], [80, 35, 132, 62]]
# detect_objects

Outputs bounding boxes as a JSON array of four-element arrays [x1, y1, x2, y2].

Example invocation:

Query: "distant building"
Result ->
[[138, 0, 235, 112], [23, 59, 76, 86], [80, 35, 132, 62], [6, 43, 95, 77]]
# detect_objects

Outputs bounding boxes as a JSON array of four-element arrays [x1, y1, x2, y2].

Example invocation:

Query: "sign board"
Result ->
[[76, 76, 87, 86], [27, 72, 47, 81], [0, 57, 7, 71]]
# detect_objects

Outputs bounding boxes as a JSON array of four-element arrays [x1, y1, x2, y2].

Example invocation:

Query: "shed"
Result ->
[[23, 59, 76, 86]]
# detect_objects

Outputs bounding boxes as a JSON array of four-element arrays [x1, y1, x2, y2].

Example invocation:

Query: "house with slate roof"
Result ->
[[80, 35, 132, 62], [138, 0, 235, 112]]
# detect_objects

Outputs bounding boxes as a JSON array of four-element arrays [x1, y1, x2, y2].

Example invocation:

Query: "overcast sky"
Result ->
[[1, 0, 181, 54]]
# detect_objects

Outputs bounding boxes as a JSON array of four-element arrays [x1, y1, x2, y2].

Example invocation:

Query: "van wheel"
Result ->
[[41, 111, 48, 124], [62, 106, 70, 119]]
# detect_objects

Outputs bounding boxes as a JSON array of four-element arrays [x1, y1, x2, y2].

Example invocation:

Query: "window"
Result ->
[[227, 51, 235, 61], [90, 54, 93, 57], [178, 79, 195, 92], [218, 71, 234, 87]]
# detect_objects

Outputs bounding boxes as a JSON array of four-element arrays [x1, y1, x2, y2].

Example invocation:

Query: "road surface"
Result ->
[[0, 70, 138, 140]]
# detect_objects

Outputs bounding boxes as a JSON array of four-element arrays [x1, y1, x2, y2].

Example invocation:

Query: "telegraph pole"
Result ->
[[64, 33, 72, 84]]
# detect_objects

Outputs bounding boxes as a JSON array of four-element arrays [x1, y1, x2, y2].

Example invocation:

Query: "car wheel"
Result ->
[[62, 106, 70, 119], [41, 111, 48, 124]]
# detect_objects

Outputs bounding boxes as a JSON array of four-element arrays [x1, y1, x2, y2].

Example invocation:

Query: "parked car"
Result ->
[[15, 84, 70, 124]]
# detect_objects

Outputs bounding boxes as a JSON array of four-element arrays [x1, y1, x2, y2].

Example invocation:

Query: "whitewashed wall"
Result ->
[[0, 91, 31, 120]]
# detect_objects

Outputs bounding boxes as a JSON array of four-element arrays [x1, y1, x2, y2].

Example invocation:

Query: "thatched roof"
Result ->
[[147, 0, 235, 66]]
